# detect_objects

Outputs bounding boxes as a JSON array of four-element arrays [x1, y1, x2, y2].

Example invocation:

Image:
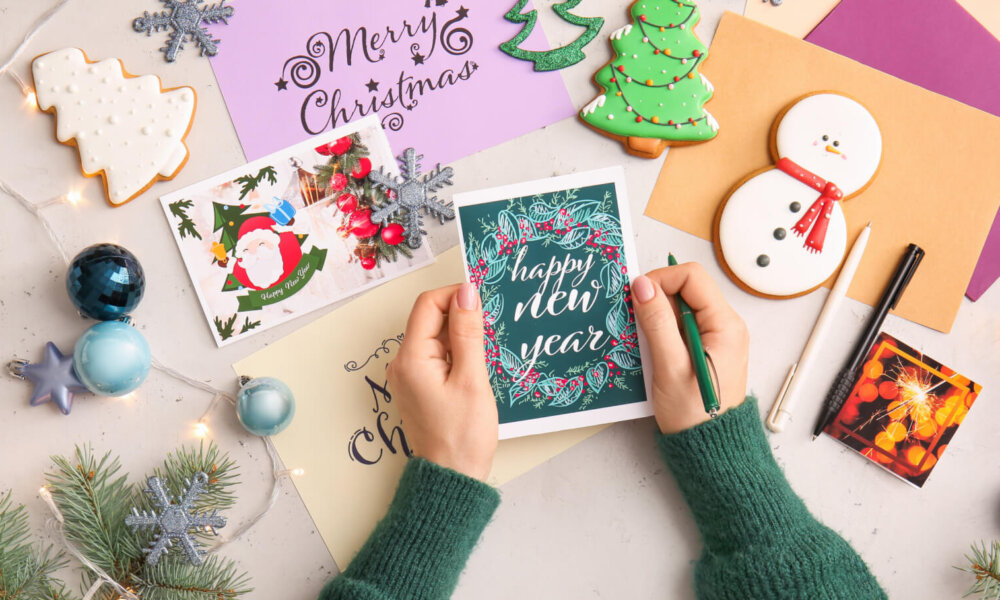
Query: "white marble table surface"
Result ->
[[1, 1, 997, 598]]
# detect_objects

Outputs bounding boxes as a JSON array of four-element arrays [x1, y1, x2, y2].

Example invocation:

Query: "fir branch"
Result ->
[[38, 446, 251, 600], [133, 555, 251, 600], [239, 318, 261, 334], [233, 166, 278, 201], [961, 541, 1000, 599], [148, 443, 239, 514], [45, 448, 143, 584], [0, 491, 76, 600], [214, 315, 238, 340], [168, 200, 202, 241]]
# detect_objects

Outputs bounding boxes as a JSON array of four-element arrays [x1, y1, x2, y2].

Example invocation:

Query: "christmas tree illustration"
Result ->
[[500, 0, 604, 71], [579, 0, 718, 158]]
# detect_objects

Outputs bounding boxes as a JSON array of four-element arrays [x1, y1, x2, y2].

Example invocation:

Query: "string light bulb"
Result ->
[[292, 468, 305, 477], [192, 421, 209, 438], [25, 90, 37, 109], [65, 190, 81, 205]]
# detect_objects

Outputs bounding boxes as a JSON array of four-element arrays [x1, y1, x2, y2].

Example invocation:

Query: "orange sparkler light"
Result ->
[[894, 368, 938, 424]]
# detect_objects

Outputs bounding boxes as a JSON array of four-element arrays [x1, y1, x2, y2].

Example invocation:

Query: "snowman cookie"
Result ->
[[31, 48, 196, 206], [714, 92, 882, 298]]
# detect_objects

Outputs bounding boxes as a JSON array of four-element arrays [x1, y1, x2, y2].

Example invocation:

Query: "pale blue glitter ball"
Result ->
[[73, 321, 151, 396], [236, 377, 295, 436]]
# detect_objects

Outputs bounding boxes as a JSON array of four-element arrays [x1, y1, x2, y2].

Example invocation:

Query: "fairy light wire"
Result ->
[[0, 0, 71, 89], [39, 486, 140, 600]]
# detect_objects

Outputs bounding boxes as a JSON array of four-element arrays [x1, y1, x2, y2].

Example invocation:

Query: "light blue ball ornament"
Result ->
[[73, 321, 151, 396], [236, 377, 295, 436]]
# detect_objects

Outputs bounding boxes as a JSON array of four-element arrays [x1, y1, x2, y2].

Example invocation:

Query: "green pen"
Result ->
[[668, 254, 720, 418]]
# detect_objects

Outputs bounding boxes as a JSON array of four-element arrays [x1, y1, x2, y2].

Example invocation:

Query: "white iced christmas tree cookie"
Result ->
[[714, 92, 882, 298], [32, 48, 196, 206]]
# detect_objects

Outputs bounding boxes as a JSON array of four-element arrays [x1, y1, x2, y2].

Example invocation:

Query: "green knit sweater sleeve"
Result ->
[[319, 458, 500, 600], [657, 398, 886, 600]]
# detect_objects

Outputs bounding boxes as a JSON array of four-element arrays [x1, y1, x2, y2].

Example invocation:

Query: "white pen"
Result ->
[[766, 222, 872, 433]]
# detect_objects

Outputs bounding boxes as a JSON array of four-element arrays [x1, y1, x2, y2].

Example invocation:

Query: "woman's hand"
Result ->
[[631, 263, 749, 434], [387, 283, 499, 481]]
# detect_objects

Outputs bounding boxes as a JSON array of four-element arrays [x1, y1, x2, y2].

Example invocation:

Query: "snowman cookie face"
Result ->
[[774, 94, 882, 195], [715, 93, 882, 298]]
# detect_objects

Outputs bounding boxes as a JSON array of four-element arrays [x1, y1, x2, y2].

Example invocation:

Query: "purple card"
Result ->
[[208, 0, 575, 168], [806, 0, 1000, 300]]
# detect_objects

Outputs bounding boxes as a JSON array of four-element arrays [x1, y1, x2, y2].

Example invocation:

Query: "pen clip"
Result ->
[[704, 350, 722, 412], [891, 245, 925, 309]]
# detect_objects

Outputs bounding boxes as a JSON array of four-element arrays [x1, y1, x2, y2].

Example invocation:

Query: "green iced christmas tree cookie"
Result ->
[[579, 0, 718, 158]]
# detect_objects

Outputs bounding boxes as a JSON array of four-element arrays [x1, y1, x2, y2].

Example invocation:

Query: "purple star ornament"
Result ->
[[11, 342, 89, 415]]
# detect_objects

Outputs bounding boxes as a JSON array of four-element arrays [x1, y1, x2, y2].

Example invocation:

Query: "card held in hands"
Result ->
[[455, 167, 652, 439]]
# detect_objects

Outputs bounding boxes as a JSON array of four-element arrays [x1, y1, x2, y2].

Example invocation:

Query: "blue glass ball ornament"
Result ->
[[67, 244, 145, 321], [73, 321, 151, 396], [236, 377, 296, 436]]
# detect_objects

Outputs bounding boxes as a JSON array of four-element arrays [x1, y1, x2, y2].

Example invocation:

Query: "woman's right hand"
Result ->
[[631, 263, 749, 435]]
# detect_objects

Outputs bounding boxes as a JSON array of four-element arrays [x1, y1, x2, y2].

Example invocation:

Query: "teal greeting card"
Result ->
[[455, 168, 652, 439]]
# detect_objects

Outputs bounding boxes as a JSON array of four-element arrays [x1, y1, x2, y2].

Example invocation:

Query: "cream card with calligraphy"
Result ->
[[233, 248, 605, 568]]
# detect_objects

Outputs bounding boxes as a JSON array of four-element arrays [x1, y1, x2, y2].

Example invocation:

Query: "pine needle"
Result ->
[[961, 540, 1000, 599], [0, 490, 76, 600], [134, 555, 252, 600]]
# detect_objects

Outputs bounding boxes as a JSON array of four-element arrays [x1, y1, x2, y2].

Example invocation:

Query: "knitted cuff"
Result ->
[[342, 458, 500, 599], [657, 398, 812, 554]]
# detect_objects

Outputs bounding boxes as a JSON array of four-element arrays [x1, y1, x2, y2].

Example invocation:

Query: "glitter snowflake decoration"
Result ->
[[125, 472, 227, 566], [370, 148, 455, 249], [133, 0, 235, 63]]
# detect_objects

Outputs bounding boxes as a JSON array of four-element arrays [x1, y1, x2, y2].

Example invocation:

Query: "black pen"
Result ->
[[812, 243, 925, 440]]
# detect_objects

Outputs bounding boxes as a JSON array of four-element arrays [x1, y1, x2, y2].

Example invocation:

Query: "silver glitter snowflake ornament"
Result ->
[[125, 472, 227, 566], [370, 148, 455, 249], [133, 0, 235, 63]]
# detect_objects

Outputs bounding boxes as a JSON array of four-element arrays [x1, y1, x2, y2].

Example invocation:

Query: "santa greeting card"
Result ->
[[824, 332, 982, 488], [206, 0, 575, 165], [160, 116, 433, 346], [454, 168, 652, 439]]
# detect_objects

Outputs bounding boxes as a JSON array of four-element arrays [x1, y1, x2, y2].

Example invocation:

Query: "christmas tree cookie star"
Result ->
[[31, 48, 196, 206], [714, 92, 883, 298], [579, 0, 718, 159]]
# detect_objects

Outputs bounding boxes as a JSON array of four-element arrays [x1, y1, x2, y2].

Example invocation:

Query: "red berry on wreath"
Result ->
[[330, 136, 353, 155], [329, 173, 348, 192], [336, 193, 358, 213], [351, 157, 372, 179], [315, 143, 334, 156], [360, 257, 376, 270], [380, 223, 405, 246]]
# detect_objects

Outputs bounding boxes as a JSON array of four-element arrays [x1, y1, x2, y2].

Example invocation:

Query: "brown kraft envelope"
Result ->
[[646, 12, 1000, 333]]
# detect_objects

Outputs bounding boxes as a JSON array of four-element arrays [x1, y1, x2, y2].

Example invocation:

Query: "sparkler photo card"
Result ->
[[825, 332, 982, 487]]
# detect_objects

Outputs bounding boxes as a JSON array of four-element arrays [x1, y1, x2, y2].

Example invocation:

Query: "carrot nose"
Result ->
[[825, 144, 841, 155]]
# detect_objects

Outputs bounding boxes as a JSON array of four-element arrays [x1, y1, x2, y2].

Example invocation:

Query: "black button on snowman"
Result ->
[[714, 92, 883, 298]]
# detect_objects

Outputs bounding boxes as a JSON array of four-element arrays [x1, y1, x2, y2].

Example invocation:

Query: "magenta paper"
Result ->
[[806, 0, 1000, 300], [207, 1, 575, 169]]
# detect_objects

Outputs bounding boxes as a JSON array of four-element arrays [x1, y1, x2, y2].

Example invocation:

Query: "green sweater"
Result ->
[[320, 399, 885, 599]]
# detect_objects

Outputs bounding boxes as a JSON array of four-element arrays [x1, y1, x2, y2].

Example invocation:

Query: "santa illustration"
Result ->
[[230, 216, 303, 291]]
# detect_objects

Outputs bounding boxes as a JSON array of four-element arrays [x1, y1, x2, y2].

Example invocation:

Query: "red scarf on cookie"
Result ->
[[776, 157, 844, 254]]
